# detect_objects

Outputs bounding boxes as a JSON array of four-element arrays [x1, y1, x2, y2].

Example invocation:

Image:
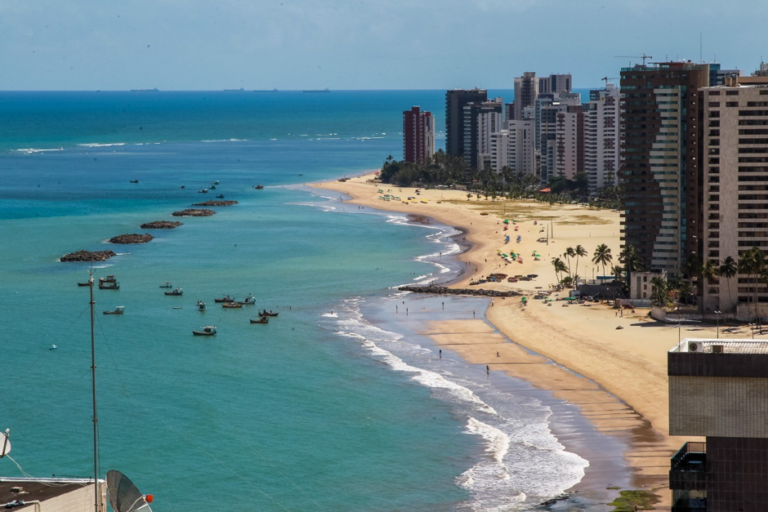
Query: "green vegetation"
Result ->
[[378, 152, 622, 208], [608, 490, 660, 511]]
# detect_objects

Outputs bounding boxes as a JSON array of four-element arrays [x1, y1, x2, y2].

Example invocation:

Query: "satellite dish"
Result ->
[[1, 429, 10, 458], [106, 470, 153, 512]]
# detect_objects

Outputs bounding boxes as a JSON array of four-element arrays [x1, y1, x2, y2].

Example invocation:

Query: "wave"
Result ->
[[14, 147, 64, 154], [200, 138, 249, 143], [78, 142, 126, 148]]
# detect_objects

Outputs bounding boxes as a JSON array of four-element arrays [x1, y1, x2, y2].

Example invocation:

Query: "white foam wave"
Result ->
[[78, 142, 126, 148], [14, 147, 64, 154], [321, 312, 338, 318], [200, 138, 248, 143]]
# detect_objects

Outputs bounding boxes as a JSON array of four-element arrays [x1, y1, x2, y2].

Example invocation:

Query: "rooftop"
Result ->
[[670, 338, 768, 355], [0, 478, 97, 508]]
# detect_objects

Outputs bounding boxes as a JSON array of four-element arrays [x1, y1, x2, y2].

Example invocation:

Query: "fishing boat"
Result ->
[[240, 294, 256, 305], [130, 179, 139, 183], [249, 316, 269, 324], [209, 184, 217, 190], [77, 281, 91, 287], [215, 194, 225, 199], [192, 325, 217, 336], [198, 300, 206, 311], [222, 302, 243, 309], [254, 184, 264, 190], [164, 288, 183, 296], [103, 306, 125, 315], [213, 180, 220, 185], [159, 282, 173, 288], [214, 295, 236, 303], [198, 188, 208, 194], [99, 281, 120, 290], [258, 310, 279, 317], [99, 275, 117, 283]]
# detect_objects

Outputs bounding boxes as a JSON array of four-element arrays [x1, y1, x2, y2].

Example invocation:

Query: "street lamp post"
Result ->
[[715, 310, 722, 339]]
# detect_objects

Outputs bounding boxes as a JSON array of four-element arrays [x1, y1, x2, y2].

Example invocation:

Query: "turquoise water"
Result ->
[[0, 91, 615, 511]]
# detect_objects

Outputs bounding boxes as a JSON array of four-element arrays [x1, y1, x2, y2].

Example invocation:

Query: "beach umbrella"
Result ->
[[503, 219, 509, 224]]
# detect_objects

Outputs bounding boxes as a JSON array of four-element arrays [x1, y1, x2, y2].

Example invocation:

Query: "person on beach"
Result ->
[[486, 365, 489, 375], [473, 310, 476, 318], [439, 349, 442, 359]]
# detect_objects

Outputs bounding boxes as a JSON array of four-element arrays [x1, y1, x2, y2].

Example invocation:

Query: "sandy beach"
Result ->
[[315, 173, 746, 508]]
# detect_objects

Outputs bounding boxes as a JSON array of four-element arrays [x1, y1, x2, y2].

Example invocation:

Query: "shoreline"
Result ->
[[311, 172, 731, 508]]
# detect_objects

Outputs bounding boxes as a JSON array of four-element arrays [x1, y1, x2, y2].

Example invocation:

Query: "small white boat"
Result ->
[[49, 344, 58, 350]]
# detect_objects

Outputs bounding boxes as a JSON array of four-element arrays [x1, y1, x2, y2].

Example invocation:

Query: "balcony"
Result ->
[[670, 442, 707, 491]]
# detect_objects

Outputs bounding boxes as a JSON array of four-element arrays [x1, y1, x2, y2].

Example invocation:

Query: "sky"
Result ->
[[1, 0, 767, 91]]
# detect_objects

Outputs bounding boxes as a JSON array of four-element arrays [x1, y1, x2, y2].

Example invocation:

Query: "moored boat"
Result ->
[[240, 294, 256, 305], [222, 302, 242, 309], [165, 288, 183, 296], [198, 188, 208, 194], [159, 282, 173, 288], [198, 300, 206, 311], [99, 275, 117, 283], [77, 281, 91, 287], [103, 306, 124, 315], [99, 281, 120, 290], [192, 325, 217, 336], [249, 316, 269, 324], [258, 310, 279, 317], [214, 295, 235, 303]]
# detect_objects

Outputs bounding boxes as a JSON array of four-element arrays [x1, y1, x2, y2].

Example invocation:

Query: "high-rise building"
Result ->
[[462, 98, 503, 170], [619, 62, 710, 276], [536, 92, 581, 183], [539, 73, 572, 95], [708, 63, 741, 86], [445, 89, 487, 160], [513, 72, 539, 121], [584, 83, 620, 193], [668, 338, 768, 512], [491, 119, 535, 175], [699, 78, 768, 314], [555, 105, 584, 179], [402, 106, 435, 163]]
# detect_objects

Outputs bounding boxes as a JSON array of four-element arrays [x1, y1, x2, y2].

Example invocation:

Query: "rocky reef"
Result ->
[[171, 209, 216, 217], [192, 200, 238, 207], [140, 220, 183, 229], [60, 250, 117, 262], [398, 284, 518, 298], [109, 233, 154, 244]]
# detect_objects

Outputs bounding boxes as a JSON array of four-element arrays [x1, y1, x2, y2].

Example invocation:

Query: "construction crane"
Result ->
[[601, 76, 619, 85], [615, 53, 653, 66]]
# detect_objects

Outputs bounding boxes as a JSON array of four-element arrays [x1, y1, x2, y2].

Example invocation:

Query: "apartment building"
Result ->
[[463, 98, 503, 169], [445, 89, 487, 159], [555, 105, 584, 179], [402, 106, 435, 163], [584, 83, 620, 193], [490, 119, 536, 175]]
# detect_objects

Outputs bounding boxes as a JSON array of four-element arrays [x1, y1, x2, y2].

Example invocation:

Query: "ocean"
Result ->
[[0, 90, 626, 511]]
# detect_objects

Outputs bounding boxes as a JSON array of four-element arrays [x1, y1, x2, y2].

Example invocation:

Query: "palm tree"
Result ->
[[701, 259, 720, 310], [551, 257, 565, 282], [719, 256, 738, 312], [619, 244, 643, 293], [739, 247, 767, 323], [592, 244, 613, 280], [651, 276, 668, 306], [574, 245, 587, 283], [564, 247, 576, 279]]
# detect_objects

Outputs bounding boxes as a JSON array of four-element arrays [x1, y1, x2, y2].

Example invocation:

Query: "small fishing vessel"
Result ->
[[209, 184, 217, 190], [192, 325, 217, 336], [250, 316, 269, 324], [49, 344, 58, 350], [159, 282, 173, 288], [198, 188, 208, 194], [130, 179, 139, 184], [99, 275, 117, 283], [259, 310, 279, 317], [103, 306, 125, 315], [240, 294, 256, 305], [215, 194, 225, 199], [198, 300, 206, 311], [214, 295, 236, 303], [165, 288, 183, 296], [222, 302, 243, 309], [77, 281, 91, 287], [213, 180, 220, 185], [99, 280, 120, 290], [254, 184, 264, 190]]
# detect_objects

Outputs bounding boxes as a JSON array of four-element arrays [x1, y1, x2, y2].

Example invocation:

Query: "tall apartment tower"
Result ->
[[513, 72, 539, 121], [463, 99, 503, 170], [584, 83, 620, 193], [445, 89, 487, 160], [669, 338, 768, 511], [619, 62, 710, 276], [539, 73, 572, 95], [490, 119, 536, 175], [699, 79, 768, 314], [536, 92, 581, 183], [402, 106, 435, 163], [555, 105, 584, 179]]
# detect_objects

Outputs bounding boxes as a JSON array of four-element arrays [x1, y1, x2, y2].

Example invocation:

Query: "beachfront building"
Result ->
[[619, 62, 710, 277], [584, 83, 620, 193], [699, 77, 768, 315], [463, 98, 503, 170], [402, 106, 435, 163], [539, 73, 572, 96], [535, 92, 582, 183], [630, 270, 667, 301], [490, 119, 536, 175], [555, 105, 584, 179], [513, 72, 539, 121], [445, 89, 487, 161], [668, 339, 768, 511]]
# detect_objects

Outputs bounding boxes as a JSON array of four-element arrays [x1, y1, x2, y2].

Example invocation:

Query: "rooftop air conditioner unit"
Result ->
[[688, 341, 704, 353]]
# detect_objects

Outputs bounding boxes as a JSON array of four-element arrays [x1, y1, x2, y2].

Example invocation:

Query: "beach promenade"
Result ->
[[315, 174, 753, 507]]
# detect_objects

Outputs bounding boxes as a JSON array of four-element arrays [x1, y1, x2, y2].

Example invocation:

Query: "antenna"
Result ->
[[88, 271, 99, 512], [615, 54, 654, 66], [700, 32, 703, 63]]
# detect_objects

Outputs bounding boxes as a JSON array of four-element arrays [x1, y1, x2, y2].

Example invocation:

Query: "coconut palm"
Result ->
[[564, 247, 576, 279], [719, 256, 738, 312], [619, 244, 642, 289], [650, 276, 669, 306], [574, 245, 587, 283], [551, 257, 568, 283], [592, 244, 613, 280], [701, 259, 720, 309], [739, 247, 767, 323]]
